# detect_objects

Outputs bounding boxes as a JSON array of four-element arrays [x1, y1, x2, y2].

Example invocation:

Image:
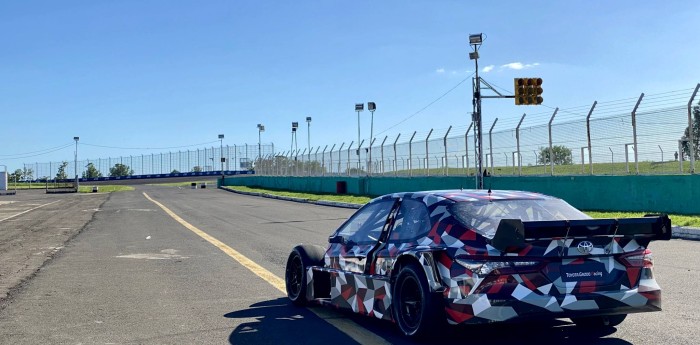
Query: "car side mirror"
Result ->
[[328, 235, 344, 244]]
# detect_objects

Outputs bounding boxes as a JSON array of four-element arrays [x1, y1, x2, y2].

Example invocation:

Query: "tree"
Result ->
[[537, 145, 573, 165], [82, 163, 102, 178], [171, 169, 180, 174], [192, 166, 203, 172], [109, 163, 134, 177], [56, 161, 69, 180], [681, 102, 700, 160], [10, 169, 22, 182], [22, 167, 34, 181]]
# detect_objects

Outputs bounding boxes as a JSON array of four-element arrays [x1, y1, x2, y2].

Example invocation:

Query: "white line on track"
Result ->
[[0, 200, 61, 223]]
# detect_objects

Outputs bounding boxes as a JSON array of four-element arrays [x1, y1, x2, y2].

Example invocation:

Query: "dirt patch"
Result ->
[[0, 192, 109, 307]]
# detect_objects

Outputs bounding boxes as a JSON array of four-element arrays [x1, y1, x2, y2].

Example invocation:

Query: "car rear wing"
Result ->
[[491, 215, 672, 252]]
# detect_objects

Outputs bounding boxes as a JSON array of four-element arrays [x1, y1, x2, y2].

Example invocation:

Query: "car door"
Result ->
[[373, 198, 432, 276], [326, 198, 396, 274]]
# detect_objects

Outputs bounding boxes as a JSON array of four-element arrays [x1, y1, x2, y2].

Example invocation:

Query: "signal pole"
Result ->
[[469, 34, 484, 189]]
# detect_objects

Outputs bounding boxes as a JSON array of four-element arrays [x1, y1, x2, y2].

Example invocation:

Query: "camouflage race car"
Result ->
[[284, 190, 671, 337]]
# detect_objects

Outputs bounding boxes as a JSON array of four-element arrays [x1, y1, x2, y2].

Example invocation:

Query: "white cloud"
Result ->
[[501, 62, 540, 70], [482, 65, 495, 73], [436, 68, 445, 74]]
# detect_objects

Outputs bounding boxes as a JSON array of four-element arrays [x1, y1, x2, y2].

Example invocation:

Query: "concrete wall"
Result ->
[[222, 175, 700, 214]]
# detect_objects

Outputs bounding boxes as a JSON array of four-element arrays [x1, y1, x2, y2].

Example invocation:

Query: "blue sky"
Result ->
[[2, 1, 699, 171]]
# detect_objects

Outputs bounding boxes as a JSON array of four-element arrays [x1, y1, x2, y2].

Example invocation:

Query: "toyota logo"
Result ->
[[577, 241, 594, 255]]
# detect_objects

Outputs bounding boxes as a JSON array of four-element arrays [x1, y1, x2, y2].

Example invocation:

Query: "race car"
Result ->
[[284, 190, 671, 337]]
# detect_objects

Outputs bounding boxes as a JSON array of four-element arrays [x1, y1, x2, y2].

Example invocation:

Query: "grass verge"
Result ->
[[225, 185, 371, 205], [78, 185, 134, 193], [223, 185, 700, 227]]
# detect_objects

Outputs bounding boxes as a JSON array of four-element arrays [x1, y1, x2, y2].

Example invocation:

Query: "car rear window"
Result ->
[[449, 199, 591, 238]]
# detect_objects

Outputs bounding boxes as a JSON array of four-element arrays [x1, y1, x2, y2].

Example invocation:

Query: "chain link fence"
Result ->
[[21, 86, 700, 181], [255, 86, 700, 177], [23, 144, 275, 180]]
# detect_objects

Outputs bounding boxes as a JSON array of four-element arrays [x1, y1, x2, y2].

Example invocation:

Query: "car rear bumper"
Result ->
[[444, 288, 661, 325]]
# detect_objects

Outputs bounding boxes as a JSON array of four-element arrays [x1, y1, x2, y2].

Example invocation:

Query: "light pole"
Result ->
[[355, 103, 364, 162], [306, 117, 312, 162], [73, 136, 79, 190], [469, 33, 484, 189], [218, 134, 225, 181], [368, 102, 376, 174]]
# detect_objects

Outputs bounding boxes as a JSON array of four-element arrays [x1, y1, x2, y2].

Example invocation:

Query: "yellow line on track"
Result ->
[[143, 192, 285, 292], [142, 192, 391, 345]]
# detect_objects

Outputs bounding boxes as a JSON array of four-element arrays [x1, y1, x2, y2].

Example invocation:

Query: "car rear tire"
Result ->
[[392, 263, 442, 338], [571, 314, 627, 328], [285, 245, 326, 306]]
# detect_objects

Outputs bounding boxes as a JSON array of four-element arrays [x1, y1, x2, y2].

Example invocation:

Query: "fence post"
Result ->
[[368, 138, 376, 176], [688, 84, 700, 173], [548, 108, 559, 176], [443, 126, 452, 176], [314, 147, 320, 175], [322, 145, 328, 176], [679, 140, 685, 173], [380, 136, 388, 175], [408, 131, 416, 177], [393, 134, 401, 177], [425, 129, 433, 176], [516, 114, 526, 176], [584, 101, 597, 175], [347, 141, 354, 176], [338, 142, 345, 175], [631, 93, 644, 175], [329, 144, 335, 176], [488, 119, 498, 176], [609, 147, 614, 175], [465, 123, 472, 176], [357, 140, 364, 175]]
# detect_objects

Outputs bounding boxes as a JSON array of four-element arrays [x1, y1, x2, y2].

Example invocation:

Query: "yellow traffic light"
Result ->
[[514, 78, 543, 105]]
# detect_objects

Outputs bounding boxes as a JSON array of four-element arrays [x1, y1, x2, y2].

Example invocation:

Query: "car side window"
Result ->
[[335, 200, 394, 244], [389, 199, 430, 242]]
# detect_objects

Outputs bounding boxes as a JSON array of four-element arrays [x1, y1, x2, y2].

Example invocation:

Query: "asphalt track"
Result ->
[[0, 186, 698, 344]]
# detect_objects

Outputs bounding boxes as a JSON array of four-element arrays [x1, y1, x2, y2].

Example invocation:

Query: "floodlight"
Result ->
[[469, 33, 483, 45]]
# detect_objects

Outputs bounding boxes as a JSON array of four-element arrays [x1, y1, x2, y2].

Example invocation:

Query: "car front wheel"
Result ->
[[285, 245, 325, 306]]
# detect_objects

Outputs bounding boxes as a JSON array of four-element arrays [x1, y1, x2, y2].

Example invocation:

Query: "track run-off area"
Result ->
[[0, 186, 698, 344]]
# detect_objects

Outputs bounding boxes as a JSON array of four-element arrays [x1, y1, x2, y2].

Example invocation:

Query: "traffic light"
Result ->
[[514, 78, 543, 105]]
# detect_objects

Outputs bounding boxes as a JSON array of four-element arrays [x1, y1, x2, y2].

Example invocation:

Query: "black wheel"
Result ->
[[571, 314, 627, 328], [392, 263, 442, 337], [285, 245, 325, 306]]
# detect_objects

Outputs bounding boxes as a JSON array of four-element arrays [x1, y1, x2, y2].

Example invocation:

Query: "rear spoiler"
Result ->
[[491, 215, 672, 252]]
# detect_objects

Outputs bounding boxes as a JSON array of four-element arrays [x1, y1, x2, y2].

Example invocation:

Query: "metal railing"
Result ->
[[22, 85, 700, 180], [255, 85, 700, 178]]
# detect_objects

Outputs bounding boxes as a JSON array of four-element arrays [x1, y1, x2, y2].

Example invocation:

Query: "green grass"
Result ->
[[585, 211, 700, 227], [78, 185, 134, 193], [224, 186, 700, 227], [5, 182, 57, 190], [147, 181, 214, 187], [225, 185, 371, 204]]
